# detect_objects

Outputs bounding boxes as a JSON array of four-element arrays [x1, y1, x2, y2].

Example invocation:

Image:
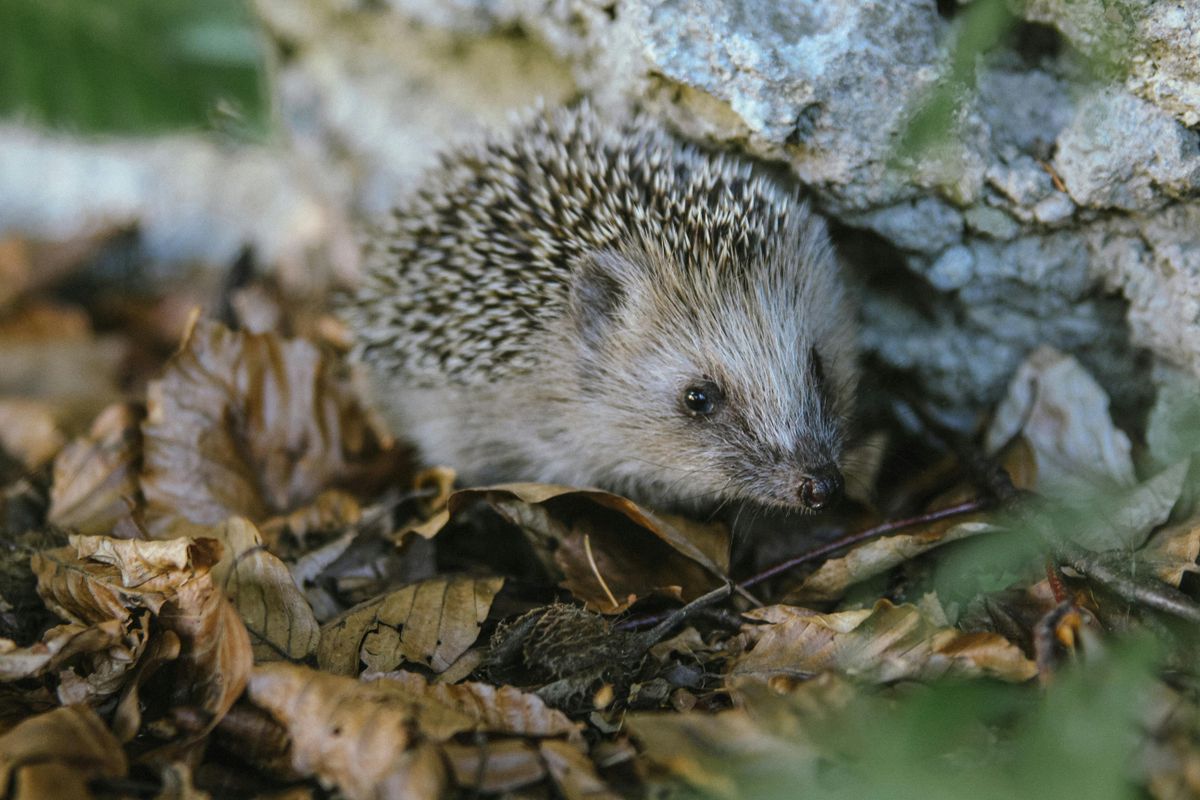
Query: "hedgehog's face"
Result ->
[[565, 236, 857, 513]]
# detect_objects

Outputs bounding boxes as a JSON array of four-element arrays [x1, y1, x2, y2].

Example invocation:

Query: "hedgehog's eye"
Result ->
[[682, 381, 723, 417]]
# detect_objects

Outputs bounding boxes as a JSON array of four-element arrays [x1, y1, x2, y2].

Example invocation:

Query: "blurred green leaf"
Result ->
[[0, 0, 271, 137]]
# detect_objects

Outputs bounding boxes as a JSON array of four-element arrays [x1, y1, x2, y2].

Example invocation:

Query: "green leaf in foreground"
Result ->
[[0, 0, 271, 137]]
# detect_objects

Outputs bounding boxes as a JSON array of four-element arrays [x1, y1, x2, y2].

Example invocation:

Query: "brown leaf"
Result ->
[[0, 399, 66, 470], [785, 520, 1000, 603], [0, 619, 124, 682], [318, 576, 504, 675], [245, 663, 460, 800], [442, 739, 545, 792], [729, 600, 1037, 686], [48, 403, 144, 535], [539, 739, 621, 800], [371, 670, 580, 740], [259, 489, 361, 548], [434, 484, 729, 611], [32, 535, 251, 743], [140, 319, 389, 537], [210, 517, 320, 662], [0, 705, 126, 799], [1141, 515, 1200, 587]]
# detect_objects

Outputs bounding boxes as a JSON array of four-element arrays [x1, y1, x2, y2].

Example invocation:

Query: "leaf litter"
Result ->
[[0, 276, 1199, 799]]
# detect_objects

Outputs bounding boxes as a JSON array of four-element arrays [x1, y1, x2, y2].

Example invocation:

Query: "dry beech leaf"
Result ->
[[369, 670, 581, 741], [259, 489, 362, 547], [0, 398, 66, 470], [0, 705, 126, 799], [985, 346, 1136, 497], [245, 663, 462, 800], [539, 739, 621, 800], [442, 740, 545, 792], [319, 576, 504, 675], [729, 600, 1037, 686], [786, 521, 1000, 603], [1142, 516, 1200, 587], [423, 484, 729, 612], [0, 619, 124, 682], [48, 403, 144, 535], [209, 517, 320, 662], [140, 319, 388, 537], [32, 535, 252, 743]]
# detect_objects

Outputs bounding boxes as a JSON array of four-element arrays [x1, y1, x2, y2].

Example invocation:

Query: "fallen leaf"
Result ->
[[318, 575, 503, 675], [428, 484, 729, 612], [368, 670, 580, 741], [0, 619, 124, 682], [210, 517, 320, 662], [1141, 515, 1200, 587], [48, 403, 144, 536], [985, 346, 1136, 497], [729, 600, 1037, 686], [140, 319, 389, 537], [245, 663, 462, 800], [32, 535, 251, 744], [442, 740, 545, 792], [539, 739, 621, 800], [785, 520, 1000, 603], [259, 489, 361, 548], [0, 705, 126, 799], [0, 399, 66, 470]]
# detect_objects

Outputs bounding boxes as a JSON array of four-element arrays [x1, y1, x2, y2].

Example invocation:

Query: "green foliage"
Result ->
[[0, 0, 271, 137]]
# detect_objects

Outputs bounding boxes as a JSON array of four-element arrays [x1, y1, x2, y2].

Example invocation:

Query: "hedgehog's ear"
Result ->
[[570, 250, 636, 347]]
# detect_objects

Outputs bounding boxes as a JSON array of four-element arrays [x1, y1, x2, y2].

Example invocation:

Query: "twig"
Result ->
[[737, 498, 989, 591], [584, 533, 620, 612], [1056, 541, 1200, 625]]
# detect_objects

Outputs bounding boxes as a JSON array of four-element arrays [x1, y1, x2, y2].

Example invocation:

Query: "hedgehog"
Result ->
[[342, 103, 857, 514]]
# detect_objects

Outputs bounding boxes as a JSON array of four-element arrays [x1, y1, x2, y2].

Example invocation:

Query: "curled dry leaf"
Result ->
[[0, 619, 124, 682], [985, 346, 1136, 497], [539, 739, 621, 800], [729, 600, 1037, 687], [785, 520, 1000, 603], [0, 399, 66, 470], [442, 739, 546, 792], [318, 575, 504, 675], [140, 319, 389, 537], [424, 484, 729, 612], [0, 705, 126, 799], [48, 403, 143, 536], [31, 535, 252, 743], [259, 489, 361, 548], [210, 517, 320, 662]]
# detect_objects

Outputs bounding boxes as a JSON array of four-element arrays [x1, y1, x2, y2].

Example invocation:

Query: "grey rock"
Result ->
[[1053, 89, 1200, 210]]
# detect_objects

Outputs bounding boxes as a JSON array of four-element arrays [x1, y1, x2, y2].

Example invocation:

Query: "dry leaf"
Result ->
[[729, 600, 1037, 686], [32, 535, 252, 743], [539, 739, 621, 800], [140, 319, 388, 537], [442, 739, 545, 792], [0, 399, 66, 470], [985, 346, 1136, 497], [210, 517, 320, 662], [0, 619, 124, 682], [786, 520, 1000, 603], [369, 670, 580, 741], [259, 489, 361, 547], [245, 663, 462, 800], [430, 484, 729, 611], [0, 705, 126, 799], [318, 575, 504, 675], [1142, 516, 1200, 587], [48, 403, 143, 535]]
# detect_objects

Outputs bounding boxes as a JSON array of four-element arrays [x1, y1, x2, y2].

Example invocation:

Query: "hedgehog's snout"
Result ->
[[797, 464, 843, 511]]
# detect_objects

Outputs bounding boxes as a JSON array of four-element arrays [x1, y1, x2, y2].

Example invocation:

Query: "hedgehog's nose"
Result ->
[[798, 465, 843, 511]]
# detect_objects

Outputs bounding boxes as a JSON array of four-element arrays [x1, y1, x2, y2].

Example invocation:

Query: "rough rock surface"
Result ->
[[4, 0, 1200, 421]]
